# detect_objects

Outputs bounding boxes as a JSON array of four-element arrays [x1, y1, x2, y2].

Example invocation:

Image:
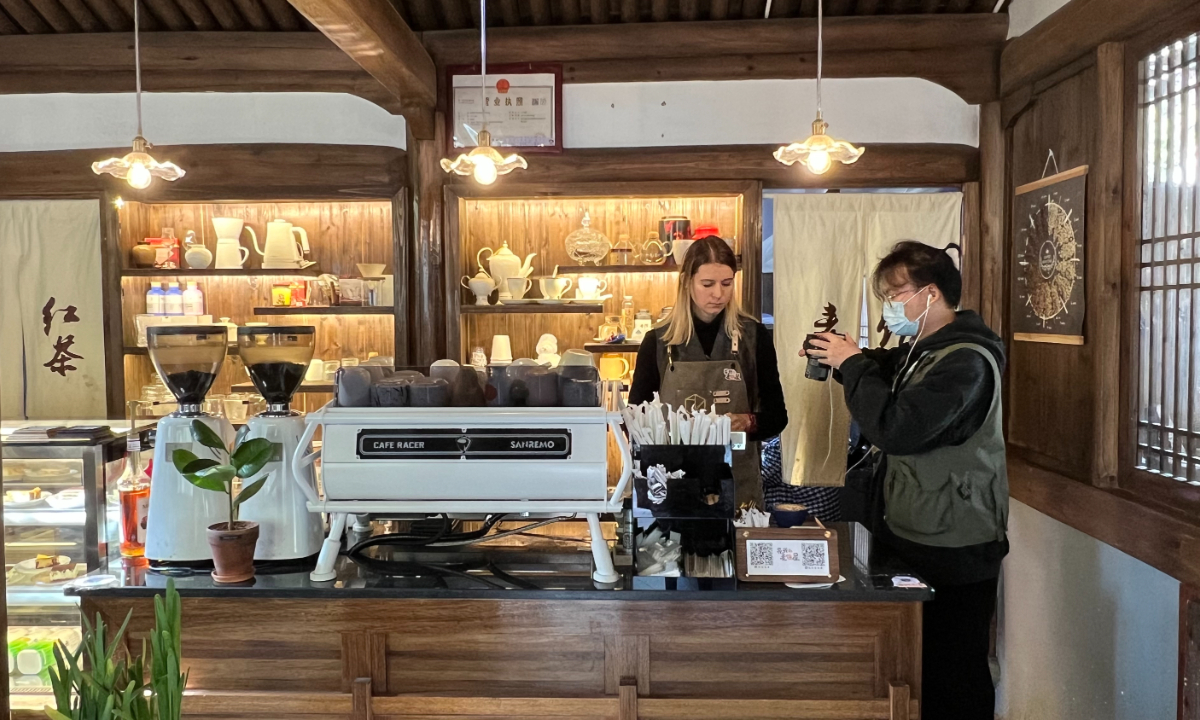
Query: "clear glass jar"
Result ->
[[597, 315, 627, 343], [631, 309, 654, 343]]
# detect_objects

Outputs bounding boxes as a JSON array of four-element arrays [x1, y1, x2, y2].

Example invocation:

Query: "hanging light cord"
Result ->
[[479, 0, 488, 132], [816, 0, 823, 120], [134, 0, 143, 137]]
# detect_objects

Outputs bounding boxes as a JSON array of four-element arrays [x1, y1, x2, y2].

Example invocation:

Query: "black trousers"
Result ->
[[921, 577, 998, 720]]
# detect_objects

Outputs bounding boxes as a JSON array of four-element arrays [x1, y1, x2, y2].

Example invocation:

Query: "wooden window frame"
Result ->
[[1120, 14, 1200, 521]]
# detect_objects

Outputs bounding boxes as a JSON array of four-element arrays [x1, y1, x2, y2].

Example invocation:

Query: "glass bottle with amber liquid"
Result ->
[[117, 434, 151, 558]]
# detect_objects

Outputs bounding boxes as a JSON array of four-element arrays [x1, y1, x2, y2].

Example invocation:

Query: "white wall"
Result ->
[[0, 77, 978, 153], [1007, 0, 1072, 38], [998, 500, 1179, 720]]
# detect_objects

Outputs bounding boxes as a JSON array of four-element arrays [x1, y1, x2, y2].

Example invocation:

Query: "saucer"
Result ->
[[499, 298, 538, 304], [539, 298, 567, 304]]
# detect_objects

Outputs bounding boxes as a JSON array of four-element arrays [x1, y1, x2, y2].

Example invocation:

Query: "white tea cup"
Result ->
[[506, 276, 534, 299], [576, 276, 608, 299], [539, 276, 573, 299]]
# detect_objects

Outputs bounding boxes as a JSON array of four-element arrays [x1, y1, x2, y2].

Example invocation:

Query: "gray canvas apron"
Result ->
[[657, 327, 765, 508]]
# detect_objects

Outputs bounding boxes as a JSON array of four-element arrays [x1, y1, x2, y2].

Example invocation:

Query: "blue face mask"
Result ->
[[882, 287, 930, 337]]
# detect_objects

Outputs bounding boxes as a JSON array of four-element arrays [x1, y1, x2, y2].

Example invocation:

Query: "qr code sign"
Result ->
[[748, 541, 773, 569], [745, 539, 831, 577]]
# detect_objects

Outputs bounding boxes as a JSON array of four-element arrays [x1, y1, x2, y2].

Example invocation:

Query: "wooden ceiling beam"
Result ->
[[286, 0, 437, 137], [440, 0, 470, 28], [80, 0, 130, 29], [143, 0, 191, 30], [560, 0, 580, 23], [56, 0, 105, 30], [0, 6, 18, 31], [229, 0, 270, 28], [709, 0, 727, 18], [28, 0, 83, 31], [0, 32, 407, 113], [0, 0, 53, 32], [203, 0, 250, 29], [259, 0, 300, 28], [527, 0, 549, 24]]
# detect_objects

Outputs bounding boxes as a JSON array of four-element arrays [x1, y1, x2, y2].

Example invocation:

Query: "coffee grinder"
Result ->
[[145, 326, 233, 566], [235, 326, 323, 562]]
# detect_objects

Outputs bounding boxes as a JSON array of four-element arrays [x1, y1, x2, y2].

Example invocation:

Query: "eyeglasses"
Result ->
[[884, 287, 920, 303]]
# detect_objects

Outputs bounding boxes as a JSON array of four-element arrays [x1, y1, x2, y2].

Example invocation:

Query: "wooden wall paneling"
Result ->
[[341, 631, 388, 693], [960, 180, 982, 312], [1005, 67, 1097, 480], [603, 634, 650, 696], [409, 115, 448, 365], [1181, 584, 1200, 720], [99, 192, 126, 418], [1089, 41, 1124, 489], [0, 144, 407, 202]]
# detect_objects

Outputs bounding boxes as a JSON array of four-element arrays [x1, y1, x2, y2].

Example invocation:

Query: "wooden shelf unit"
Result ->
[[253, 306, 394, 316], [121, 268, 322, 277], [460, 304, 604, 315], [584, 343, 642, 353]]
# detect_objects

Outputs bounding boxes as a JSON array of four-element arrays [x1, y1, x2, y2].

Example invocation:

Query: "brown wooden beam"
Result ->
[[422, 14, 1005, 103], [0, 144, 407, 201], [30, 0, 83, 31], [0, 32, 406, 114], [287, 0, 437, 135], [448, 143, 978, 187], [1001, 0, 1196, 96], [0, 0, 52, 32]]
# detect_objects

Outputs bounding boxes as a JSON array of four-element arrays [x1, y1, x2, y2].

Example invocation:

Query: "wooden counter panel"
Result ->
[[79, 595, 921, 720]]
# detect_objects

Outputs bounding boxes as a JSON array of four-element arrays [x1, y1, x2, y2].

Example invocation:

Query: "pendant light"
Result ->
[[773, 0, 864, 175], [91, 0, 184, 189], [441, 0, 528, 185]]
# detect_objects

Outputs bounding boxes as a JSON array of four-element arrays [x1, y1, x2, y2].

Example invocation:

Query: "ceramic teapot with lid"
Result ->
[[461, 270, 497, 306], [477, 241, 536, 299]]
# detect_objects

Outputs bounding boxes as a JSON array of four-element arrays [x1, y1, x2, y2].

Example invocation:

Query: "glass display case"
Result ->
[[1, 422, 131, 711]]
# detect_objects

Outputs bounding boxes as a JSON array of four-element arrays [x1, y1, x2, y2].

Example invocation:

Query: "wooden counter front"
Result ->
[[67, 592, 921, 720]]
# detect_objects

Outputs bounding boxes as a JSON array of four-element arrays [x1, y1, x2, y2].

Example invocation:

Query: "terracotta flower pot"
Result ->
[[207, 521, 259, 583]]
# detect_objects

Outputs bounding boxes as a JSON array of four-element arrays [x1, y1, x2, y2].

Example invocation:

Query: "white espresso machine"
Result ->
[[235, 325, 324, 561], [292, 390, 632, 584], [144, 326, 233, 565]]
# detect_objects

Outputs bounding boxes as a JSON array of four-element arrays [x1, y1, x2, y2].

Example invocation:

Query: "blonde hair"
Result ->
[[660, 235, 750, 347]]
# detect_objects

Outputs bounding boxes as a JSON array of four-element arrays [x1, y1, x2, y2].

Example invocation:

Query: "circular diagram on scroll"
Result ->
[[1020, 197, 1079, 324]]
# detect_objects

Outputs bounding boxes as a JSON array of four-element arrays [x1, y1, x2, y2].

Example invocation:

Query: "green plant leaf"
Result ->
[[235, 423, 251, 448], [183, 472, 228, 493], [43, 706, 72, 720], [232, 438, 275, 479], [184, 464, 235, 493], [171, 448, 200, 473], [233, 476, 268, 510], [190, 419, 227, 455], [180, 457, 220, 475]]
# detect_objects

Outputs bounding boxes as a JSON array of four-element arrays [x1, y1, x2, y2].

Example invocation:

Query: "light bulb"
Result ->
[[805, 151, 832, 175], [127, 161, 152, 189], [472, 157, 498, 185]]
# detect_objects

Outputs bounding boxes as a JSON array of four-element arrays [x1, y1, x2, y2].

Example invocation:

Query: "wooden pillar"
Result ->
[[960, 180, 982, 312], [1090, 41, 1125, 489], [406, 114, 448, 366], [978, 101, 1006, 337], [391, 188, 412, 366], [99, 193, 125, 418]]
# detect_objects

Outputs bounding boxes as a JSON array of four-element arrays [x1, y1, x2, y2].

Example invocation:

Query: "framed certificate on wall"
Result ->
[[446, 63, 563, 154]]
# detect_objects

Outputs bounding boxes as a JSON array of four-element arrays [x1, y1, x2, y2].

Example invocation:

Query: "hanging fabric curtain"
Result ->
[[0, 200, 107, 419], [773, 192, 962, 486]]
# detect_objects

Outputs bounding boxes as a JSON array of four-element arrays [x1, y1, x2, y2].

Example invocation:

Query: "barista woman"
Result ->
[[628, 236, 787, 507]]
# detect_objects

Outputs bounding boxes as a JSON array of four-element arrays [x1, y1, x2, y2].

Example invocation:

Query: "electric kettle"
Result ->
[[257, 219, 315, 270]]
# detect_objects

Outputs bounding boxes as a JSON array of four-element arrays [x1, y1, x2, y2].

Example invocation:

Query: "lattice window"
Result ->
[[1137, 33, 1200, 483]]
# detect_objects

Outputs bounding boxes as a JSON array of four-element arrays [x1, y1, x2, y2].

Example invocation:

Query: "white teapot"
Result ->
[[477, 241, 536, 299], [461, 270, 496, 306]]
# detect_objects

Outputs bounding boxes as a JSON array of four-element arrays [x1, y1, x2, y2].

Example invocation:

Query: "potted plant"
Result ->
[[45, 579, 185, 720], [172, 421, 273, 583]]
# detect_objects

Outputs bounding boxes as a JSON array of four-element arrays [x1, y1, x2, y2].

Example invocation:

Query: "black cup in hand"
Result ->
[[804, 333, 830, 382]]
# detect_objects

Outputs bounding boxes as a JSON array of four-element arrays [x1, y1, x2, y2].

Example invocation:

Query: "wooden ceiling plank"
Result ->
[[0, 6, 20, 31], [142, 0, 192, 29], [228, 0, 270, 28], [619, 0, 636, 21], [945, 0, 968, 10], [920, 0, 939, 12], [172, 0, 218, 28], [798, 0, 814, 15], [741, 0, 763, 18], [0, 0, 53, 32], [588, 0, 607, 22], [30, 0, 83, 30], [287, 0, 438, 134], [260, 0, 299, 28], [202, 0, 249, 29], [678, 0, 696, 19], [887, 0, 906, 12], [855, 0, 878, 14], [57, 0, 104, 29], [466, 0, 479, 24], [498, 0, 518, 24], [770, 0, 794, 17], [80, 0, 129, 28], [707, 0, 723, 18], [408, 0, 441, 30], [438, 0, 470, 27], [526, 0, 547, 24], [111, 0, 159, 27], [559, 0, 580, 23]]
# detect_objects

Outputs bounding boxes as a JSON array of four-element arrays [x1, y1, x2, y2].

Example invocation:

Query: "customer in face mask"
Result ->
[[803, 241, 1008, 720]]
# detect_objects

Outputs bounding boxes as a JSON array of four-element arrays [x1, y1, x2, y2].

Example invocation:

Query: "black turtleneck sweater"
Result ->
[[628, 312, 788, 442]]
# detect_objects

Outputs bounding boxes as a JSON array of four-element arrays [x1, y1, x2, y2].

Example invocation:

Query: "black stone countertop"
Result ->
[[68, 522, 932, 602]]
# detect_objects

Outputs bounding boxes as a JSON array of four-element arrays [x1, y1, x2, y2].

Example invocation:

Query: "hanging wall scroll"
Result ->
[[1011, 164, 1088, 344], [446, 63, 563, 154]]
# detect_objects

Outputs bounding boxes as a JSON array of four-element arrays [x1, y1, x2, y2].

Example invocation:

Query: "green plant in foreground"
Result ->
[[45, 579, 184, 720], [171, 420, 274, 529]]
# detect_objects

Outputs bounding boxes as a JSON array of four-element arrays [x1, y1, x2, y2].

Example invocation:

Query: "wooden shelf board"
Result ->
[[460, 303, 604, 314], [122, 267, 322, 277], [584, 343, 642, 353], [253, 306, 394, 316], [555, 257, 739, 275]]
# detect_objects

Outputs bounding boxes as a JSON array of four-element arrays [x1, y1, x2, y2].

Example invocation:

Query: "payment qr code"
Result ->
[[748, 541, 773, 569], [801, 543, 827, 571]]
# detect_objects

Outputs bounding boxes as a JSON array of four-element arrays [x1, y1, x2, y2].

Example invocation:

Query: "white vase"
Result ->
[[185, 245, 213, 269]]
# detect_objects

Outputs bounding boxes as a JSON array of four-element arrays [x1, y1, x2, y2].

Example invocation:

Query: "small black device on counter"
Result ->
[[804, 333, 830, 382]]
